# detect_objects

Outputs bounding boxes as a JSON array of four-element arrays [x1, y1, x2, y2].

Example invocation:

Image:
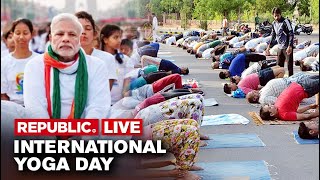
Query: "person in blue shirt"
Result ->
[[219, 53, 246, 79]]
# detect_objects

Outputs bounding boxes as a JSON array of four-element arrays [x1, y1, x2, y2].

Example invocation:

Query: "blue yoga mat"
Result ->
[[194, 161, 271, 180], [201, 114, 250, 126], [293, 131, 319, 144], [201, 133, 265, 149]]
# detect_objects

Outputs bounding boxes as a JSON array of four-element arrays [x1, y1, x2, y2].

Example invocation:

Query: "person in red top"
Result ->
[[260, 82, 319, 121]]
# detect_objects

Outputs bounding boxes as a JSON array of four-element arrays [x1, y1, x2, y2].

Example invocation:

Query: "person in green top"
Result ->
[[255, 13, 260, 31]]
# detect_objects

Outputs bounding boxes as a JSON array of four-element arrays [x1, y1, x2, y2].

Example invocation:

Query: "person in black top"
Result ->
[[265, 7, 294, 76]]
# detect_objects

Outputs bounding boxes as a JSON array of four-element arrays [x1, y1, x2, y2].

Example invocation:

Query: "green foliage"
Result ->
[[298, 0, 311, 17], [200, 20, 208, 30], [145, 0, 318, 25], [310, 0, 319, 24]]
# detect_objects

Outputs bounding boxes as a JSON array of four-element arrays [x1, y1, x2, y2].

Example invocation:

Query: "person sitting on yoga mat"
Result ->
[[223, 66, 285, 94], [246, 73, 317, 104], [260, 77, 319, 121], [298, 120, 319, 139], [141, 55, 189, 75]]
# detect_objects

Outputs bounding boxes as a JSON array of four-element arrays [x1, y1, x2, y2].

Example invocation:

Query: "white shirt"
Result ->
[[241, 62, 261, 79], [1, 49, 10, 58], [255, 42, 268, 53], [130, 49, 141, 67], [166, 36, 176, 45], [223, 18, 228, 28], [1, 52, 39, 105], [37, 32, 48, 53], [202, 48, 214, 59], [303, 57, 317, 66], [152, 16, 158, 31], [91, 48, 117, 80], [245, 37, 263, 50], [1, 40, 7, 52], [110, 54, 134, 105], [23, 52, 110, 119]]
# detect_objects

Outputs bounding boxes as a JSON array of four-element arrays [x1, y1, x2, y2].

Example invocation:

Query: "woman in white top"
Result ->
[[1, 18, 38, 105], [100, 24, 134, 105], [1, 23, 15, 57], [75, 11, 117, 90]]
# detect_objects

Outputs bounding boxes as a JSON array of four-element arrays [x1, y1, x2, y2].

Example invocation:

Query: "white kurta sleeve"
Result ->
[[83, 59, 111, 119], [23, 57, 50, 118]]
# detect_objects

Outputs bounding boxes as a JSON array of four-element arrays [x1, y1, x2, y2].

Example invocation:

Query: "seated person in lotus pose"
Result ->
[[260, 78, 319, 121], [223, 66, 285, 94]]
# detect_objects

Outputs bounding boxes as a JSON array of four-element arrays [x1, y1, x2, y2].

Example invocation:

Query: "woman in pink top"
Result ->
[[223, 66, 284, 94]]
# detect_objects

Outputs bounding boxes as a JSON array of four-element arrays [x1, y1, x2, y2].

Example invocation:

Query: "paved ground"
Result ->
[[156, 33, 319, 180]]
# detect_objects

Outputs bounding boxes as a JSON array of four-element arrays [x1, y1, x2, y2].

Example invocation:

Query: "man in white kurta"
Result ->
[[152, 13, 158, 42], [23, 13, 110, 119]]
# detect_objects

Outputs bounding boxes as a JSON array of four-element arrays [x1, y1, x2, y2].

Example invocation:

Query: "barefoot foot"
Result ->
[[199, 140, 208, 147]]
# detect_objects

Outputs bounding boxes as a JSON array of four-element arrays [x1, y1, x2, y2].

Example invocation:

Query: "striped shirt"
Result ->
[[259, 78, 287, 105], [259, 72, 311, 105], [270, 17, 294, 49]]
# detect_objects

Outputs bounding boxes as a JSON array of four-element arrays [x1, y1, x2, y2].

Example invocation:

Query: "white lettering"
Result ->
[[76, 157, 88, 171]]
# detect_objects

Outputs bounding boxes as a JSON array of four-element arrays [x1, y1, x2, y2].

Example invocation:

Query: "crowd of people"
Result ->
[[1, 7, 319, 180], [156, 8, 319, 139]]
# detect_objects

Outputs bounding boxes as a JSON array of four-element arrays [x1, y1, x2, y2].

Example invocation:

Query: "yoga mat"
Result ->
[[158, 52, 172, 55], [158, 55, 173, 59], [201, 133, 265, 149], [201, 114, 250, 126], [250, 103, 262, 108], [204, 98, 218, 106], [248, 112, 314, 126], [182, 79, 201, 88], [293, 131, 319, 144], [194, 161, 271, 180], [197, 57, 210, 60]]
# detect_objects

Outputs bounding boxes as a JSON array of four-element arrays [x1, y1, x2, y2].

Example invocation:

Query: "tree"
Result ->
[[180, 0, 194, 29], [310, 0, 319, 23], [255, 0, 289, 13], [149, 0, 165, 17], [297, 0, 311, 16]]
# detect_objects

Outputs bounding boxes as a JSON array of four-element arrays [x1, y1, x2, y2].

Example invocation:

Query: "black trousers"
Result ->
[[277, 49, 293, 76], [244, 53, 267, 68]]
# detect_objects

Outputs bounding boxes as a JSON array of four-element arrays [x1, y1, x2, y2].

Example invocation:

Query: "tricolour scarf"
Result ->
[[44, 45, 88, 119]]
